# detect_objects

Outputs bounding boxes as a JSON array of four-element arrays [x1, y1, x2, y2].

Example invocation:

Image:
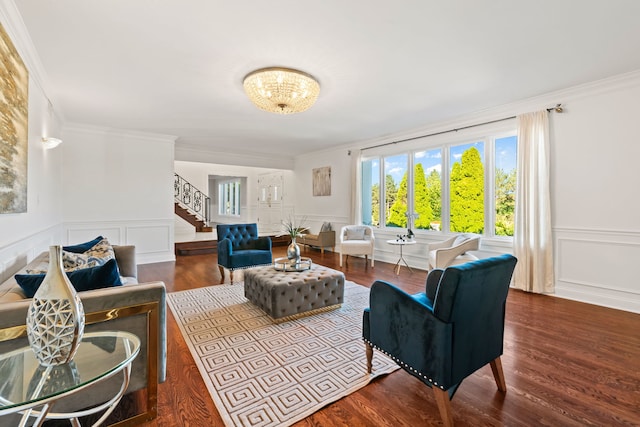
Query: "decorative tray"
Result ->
[[273, 257, 313, 272]]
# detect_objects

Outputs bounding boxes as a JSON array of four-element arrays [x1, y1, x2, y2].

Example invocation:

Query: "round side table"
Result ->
[[0, 330, 140, 427]]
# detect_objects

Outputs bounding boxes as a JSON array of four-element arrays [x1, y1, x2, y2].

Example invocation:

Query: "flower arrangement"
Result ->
[[281, 215, 307, 239]]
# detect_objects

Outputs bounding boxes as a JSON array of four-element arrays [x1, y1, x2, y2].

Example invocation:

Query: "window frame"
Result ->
[[360, 126, 517, 240], [218, 178, 241, 217]]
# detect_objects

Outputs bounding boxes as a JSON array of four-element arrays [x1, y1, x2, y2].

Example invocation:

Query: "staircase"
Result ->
[[174, 173, 216, 255], [174, 203, 212, 232]]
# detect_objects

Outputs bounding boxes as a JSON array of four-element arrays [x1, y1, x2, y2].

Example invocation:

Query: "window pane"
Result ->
[[219, 180, 241, 216], [384, 154, 408, 228], [495, 136, 517, 236], [413, 149, 441, 230], [449, 142, 484, 233], [361, 159, 379, 226]]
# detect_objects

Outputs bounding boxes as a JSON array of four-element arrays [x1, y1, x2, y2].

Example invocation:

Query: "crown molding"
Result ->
[[63, 122, 177, 144], [331, 69, 640, 155], [175, 142, 294, 170], [0, 0, 63, 121]]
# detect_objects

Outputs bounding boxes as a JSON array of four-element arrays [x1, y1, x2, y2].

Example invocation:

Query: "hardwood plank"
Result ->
[[132, 247, 640, 427]]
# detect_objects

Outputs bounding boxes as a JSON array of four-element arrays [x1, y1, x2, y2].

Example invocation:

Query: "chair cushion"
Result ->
[[227, 250, 273, 269], [16, 258, 123, 298], [345, 227, 366, 240], [320, 222, 332, 232]]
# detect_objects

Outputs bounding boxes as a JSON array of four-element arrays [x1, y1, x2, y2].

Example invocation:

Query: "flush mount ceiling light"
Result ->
[[42, 137, 62, 149], [243, 67, 320, 114]]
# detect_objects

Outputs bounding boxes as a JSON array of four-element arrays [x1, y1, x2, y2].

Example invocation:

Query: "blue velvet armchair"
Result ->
[[363, 254, 517, 426], [216, 223, 272, 283]]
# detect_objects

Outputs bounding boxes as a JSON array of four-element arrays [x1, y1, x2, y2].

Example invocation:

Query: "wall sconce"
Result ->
[[42, 137, 62, 149]]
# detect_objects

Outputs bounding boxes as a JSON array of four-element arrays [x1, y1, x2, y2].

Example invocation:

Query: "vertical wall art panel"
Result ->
[[312, 166, 331, 196], [0, 23, 28, 214]]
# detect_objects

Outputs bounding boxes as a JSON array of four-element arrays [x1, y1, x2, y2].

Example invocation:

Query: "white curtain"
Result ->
[[513, 111, 554, 293], [350, 150, 362, 224]]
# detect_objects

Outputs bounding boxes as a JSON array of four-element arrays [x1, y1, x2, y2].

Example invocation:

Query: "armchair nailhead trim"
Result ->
[[362, 338, 445, 390], [228, 263, 272, 271]]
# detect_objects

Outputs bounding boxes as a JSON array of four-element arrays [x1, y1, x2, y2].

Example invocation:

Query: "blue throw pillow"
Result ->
[[16, 258, 123, 298], [63, 236, 104, 254]]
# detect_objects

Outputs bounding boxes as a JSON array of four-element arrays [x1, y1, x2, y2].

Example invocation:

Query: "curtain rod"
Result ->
[[360, 104, 563, 152]]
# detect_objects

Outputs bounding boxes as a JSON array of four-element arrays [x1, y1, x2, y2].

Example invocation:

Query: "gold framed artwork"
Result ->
[[0, 23, 29, 214], [312, 166, 331, 197]]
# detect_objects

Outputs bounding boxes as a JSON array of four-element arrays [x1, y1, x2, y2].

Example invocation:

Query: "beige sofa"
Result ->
[[0, 245, 166, 425]]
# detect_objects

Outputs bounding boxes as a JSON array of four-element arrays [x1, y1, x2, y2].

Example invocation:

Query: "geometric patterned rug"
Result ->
[[166, 280, 399, 427]]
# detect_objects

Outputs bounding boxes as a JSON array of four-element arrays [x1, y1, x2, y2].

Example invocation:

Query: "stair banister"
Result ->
[[174, 173, 211, 225]]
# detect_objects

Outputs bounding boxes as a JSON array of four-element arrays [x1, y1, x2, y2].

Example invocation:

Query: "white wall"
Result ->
[[550, 74, 640, 313], [0, 5, 65, 282], [293, 72, 640, 313], [61, 125, 176, 264], [293, 148, 352, 234]]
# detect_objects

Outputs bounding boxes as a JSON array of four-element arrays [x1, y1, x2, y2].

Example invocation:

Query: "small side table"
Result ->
[[386, 239, 417, 275], [0, 331, 140, 427]]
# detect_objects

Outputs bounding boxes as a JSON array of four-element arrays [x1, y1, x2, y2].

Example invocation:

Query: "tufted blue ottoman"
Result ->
[[244, 264, 345, 319]]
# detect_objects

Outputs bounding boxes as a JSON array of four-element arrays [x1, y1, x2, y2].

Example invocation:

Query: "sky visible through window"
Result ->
[[366, 135, 516, 186]]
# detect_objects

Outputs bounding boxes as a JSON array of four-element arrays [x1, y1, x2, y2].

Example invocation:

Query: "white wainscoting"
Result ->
[[554, 227, 640, 314], [64, 219, 175, 264], [0, 225, 63, 284]]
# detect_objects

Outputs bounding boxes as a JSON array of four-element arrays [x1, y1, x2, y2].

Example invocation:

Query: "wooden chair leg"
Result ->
[[365, 342, 373, 373], [490, 356, 507, 392], [229, 270, 234, 283], [218, 265, 225, 284], [432, 387, 453, 427]]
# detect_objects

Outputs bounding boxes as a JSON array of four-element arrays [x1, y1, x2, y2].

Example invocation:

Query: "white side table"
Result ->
[[0, 331, 140, 427], [386, 239, 417, 275]]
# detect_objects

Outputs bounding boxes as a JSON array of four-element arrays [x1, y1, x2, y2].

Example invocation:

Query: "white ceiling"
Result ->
[[14, 1, 640, 159]]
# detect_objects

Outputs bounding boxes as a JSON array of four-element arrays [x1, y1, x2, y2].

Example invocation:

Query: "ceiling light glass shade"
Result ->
[[243, 67, 320, 114]]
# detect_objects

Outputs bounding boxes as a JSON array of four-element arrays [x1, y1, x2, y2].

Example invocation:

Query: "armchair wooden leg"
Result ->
[[230, 270, 234, 283], [490, 356, 507, 392], [218, 265, 225, 284], [432, 387, 453, 427], [365, 342, 373, 373]]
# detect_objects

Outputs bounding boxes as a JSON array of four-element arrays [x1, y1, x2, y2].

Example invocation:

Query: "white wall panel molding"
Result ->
[[64, 220, 175, 264], [0, 225, 62, 283], [554, 227, 639, 313]]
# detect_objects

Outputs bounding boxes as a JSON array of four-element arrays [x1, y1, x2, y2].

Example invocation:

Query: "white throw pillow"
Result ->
[[345, 227, 366, 240]]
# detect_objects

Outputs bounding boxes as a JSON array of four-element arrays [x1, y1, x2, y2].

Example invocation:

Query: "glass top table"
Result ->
[[0, 331, 140, 426]]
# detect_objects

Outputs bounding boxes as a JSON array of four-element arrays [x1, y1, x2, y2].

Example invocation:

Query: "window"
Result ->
[[413, 149, 442, 230], [384, 154, 408, 228], [361, 131, 517, 238], [361, 159, 380, 226], [494, 136, 517, 236], [450, 142, 485, 233], [219, 179, 241, 216]]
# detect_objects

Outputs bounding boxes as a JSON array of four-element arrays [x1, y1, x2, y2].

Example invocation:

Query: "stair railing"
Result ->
[[174, 173, 211, 224]]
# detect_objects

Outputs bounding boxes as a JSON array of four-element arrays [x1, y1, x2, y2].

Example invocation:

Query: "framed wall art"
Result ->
[[312, 166, 331, 197], [0, 22, 29, 214]]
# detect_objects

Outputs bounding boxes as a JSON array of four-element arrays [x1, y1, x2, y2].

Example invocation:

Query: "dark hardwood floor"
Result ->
[[135, 247, 640, 427]]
